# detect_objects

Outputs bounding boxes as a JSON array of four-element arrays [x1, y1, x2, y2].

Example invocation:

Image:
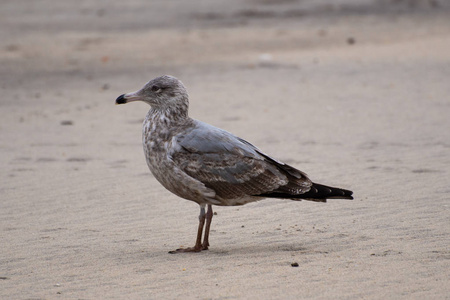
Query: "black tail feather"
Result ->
[[301, 183, 353, 201], [259, 182, 353, 202]]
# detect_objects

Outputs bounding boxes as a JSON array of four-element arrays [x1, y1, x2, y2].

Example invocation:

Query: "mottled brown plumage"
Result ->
[[115, 75, 353, 253]]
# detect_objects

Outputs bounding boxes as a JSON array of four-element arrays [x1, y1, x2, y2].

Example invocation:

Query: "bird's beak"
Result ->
[[115, 91, 142, 105]]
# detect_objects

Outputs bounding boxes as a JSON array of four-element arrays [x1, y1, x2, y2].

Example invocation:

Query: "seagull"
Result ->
[[115, 75, 353, 253]]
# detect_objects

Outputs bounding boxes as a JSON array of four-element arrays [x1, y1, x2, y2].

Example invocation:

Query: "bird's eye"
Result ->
[[151, 85, 162, 93]]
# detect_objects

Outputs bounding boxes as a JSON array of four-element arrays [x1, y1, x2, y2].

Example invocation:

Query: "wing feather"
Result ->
[[172, 120, 312, 200]]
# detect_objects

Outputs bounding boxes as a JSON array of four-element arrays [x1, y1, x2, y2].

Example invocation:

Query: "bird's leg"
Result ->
[[169, 205, 206, 253], [201, 205, 213, 250], [193, 205, 207, 250]]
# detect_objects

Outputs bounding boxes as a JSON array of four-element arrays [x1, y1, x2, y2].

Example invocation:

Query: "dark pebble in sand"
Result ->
[[61, 120, 73, 126], [291, 262, 299, 267]]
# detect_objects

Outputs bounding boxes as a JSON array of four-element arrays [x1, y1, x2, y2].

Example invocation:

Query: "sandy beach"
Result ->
[[1, 1, 449, 299]]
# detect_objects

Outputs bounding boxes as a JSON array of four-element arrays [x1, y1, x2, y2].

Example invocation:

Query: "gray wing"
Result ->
[[171, 120, 312, 200]]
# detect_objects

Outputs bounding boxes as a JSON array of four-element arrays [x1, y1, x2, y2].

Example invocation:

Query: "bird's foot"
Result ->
[[168, 246, 207, 254], [201, 242, 209, 250]]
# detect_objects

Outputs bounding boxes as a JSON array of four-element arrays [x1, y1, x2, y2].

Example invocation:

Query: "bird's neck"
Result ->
[[147, 105, 189, 127], [143, 106, 192, 150]]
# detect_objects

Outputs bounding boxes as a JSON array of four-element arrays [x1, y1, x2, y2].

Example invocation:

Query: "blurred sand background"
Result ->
[[1, 0, 450, 299]]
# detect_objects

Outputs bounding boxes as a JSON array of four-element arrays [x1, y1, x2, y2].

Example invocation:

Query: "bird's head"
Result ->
[[115, 75, 189, 111]]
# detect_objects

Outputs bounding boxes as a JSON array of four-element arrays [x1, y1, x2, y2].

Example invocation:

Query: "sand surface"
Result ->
[[1, 1, 449, 299]]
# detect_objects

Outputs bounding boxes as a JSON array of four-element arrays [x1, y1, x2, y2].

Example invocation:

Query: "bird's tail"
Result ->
[[261, 182, 353, 203], [300, 183, 353, 202]]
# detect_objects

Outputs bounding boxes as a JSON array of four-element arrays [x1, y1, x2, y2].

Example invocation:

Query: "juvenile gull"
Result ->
[[115, 75, 353, 253]]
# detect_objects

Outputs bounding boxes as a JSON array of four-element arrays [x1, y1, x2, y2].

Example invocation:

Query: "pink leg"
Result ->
[[202, 205, 213, 250], [169, 205, 207, 254]]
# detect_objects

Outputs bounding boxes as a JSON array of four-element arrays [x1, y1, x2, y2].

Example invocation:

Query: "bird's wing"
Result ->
[[171, 120, 312, 200]]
